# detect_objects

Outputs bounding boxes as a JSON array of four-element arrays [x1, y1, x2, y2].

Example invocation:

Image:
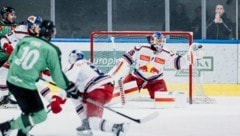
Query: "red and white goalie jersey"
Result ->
[[109, 44, 189, 82]]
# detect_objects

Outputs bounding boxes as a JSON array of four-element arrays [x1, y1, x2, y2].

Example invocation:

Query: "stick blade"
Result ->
[[139, 111, 159, 123]]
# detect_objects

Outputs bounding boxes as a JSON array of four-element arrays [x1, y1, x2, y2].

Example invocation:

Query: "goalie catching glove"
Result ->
[[66, 81, 79, 99], [50, 95, 66, 114], [187, 43, 205, 64]]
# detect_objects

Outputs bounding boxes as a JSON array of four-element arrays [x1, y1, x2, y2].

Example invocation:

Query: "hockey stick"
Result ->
[[118, 78, 126, 106], [110, 36, 117, 63], [85, 97, 158, 123], [39, 77, 159, 124], [46, 104, 52, 113]]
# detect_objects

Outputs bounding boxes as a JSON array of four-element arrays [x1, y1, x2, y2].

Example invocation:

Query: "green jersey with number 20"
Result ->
[[7, 36, 68, 90]]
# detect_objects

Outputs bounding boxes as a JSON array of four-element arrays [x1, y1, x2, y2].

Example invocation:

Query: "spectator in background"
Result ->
[[170, 3, 191, 31], [191, 6, 202, 39], [206, 4, 232, 39]]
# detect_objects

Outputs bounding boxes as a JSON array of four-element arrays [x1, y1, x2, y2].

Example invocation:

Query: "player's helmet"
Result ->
[[150, 32, 166, 52], [1, 7, 15, 17], [39, 20, 55, 38], [27, 16, 42, 28], [68, 50, 84, 64]]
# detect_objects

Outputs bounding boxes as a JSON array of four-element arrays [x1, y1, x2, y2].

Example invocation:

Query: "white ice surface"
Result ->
[[1, 96, 240, 136]]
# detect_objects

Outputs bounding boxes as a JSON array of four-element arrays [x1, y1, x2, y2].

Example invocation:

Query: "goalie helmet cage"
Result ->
[[90, 31, 212, 104]]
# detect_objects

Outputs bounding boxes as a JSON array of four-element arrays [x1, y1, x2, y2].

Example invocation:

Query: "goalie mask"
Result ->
[[150, 32, 166, 52], [68, 50, 84, 64]]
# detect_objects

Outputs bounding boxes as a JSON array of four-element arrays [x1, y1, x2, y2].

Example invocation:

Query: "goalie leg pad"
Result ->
[[112, 80, 138, 105], [145, 79, 167, 99], [122, 80, 139, 96]]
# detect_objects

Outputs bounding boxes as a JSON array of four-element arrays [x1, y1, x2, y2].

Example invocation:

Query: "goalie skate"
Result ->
[[112, 122, 130, 136]]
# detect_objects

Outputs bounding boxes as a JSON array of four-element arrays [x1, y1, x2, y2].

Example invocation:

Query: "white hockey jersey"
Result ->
[[0, 25, 29, 49], [109, 45, 189, 82], [65, 59, 113, 93]]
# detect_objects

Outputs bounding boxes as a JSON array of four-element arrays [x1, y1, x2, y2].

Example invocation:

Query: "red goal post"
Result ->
[[90, 31, 207, 104]]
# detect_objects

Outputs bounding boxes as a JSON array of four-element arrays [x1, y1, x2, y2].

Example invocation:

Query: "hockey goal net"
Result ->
[[90, 31, 214, 104]]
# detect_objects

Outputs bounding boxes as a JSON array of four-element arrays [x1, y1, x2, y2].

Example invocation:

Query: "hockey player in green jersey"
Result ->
[[0, 7, 18, 106], [0, 20, 77, 136], [0, 15, 43, 108], [0, 6, 17, 67]]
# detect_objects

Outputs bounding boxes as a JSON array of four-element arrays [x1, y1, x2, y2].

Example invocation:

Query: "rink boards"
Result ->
[[46, 82, 240, 97]]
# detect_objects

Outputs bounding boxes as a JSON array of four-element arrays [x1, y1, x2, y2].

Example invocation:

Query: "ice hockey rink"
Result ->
[[1, 96, 240, 136]]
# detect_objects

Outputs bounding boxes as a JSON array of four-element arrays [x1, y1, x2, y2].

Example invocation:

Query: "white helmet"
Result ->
[[150, 32, 166, 51], [68, 49, 84, 64]]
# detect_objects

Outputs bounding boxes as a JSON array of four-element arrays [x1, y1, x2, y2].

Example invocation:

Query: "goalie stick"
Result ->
[[110, 36, 117, 63], [118, 78, 126, 106], [39, 77, 159, 124]]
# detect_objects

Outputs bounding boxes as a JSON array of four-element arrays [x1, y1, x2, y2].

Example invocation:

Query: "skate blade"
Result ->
[[0, 104, 18, 109], [77, 130, 93, 136]]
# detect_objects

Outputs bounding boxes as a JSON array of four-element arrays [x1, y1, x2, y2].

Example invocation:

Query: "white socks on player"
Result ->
[[71, 97, 87, 119], [88, 117, 114, 132], [35, 80, 66, 103]]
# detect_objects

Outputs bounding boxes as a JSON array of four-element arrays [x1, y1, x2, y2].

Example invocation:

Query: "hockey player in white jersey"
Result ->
[[0, 15, 43, 108], [65, 50, 129, 136], [108, 32, 203, 99]]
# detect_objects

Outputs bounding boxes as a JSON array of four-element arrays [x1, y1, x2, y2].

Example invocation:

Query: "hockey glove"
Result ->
[[3, 43, 13, 56], [2, 61, 9, 69], [191, 43, 204, 60], [187, 43, 204, 64], [66, 81, 79, 99], [191, 43, 203, 51], [50, 95, 66, 114], [42, 69, 51, 76]]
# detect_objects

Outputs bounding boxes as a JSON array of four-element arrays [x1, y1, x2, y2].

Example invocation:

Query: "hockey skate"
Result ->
[[16, 130, 34, 136], [0, 120, 11, 136], [112, 123, 130, 136], [76, 119, 93, 136], [0, 95, 18, 109]]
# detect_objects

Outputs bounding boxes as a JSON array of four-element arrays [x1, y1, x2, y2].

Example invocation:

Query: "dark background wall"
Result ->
[[0, 0, 238, 39]]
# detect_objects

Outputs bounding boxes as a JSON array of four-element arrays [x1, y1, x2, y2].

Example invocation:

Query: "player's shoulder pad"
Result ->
[[162, 47, 175, 55], [15, 25, 28, 32], [134, 45, 150, 50]]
